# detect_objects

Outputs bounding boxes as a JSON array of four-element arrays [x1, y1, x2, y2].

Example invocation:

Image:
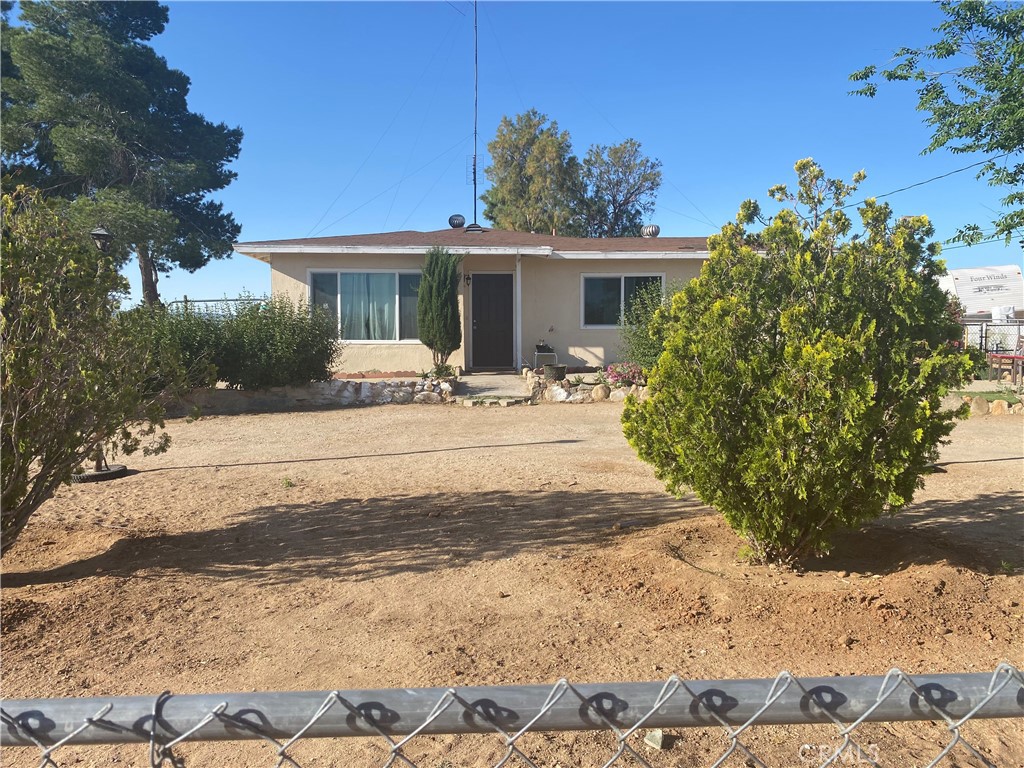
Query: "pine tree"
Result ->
[[1, 1, 242, 304]]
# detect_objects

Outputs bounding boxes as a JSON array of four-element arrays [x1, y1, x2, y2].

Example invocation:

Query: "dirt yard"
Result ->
[[2, 404, 1022, 767]]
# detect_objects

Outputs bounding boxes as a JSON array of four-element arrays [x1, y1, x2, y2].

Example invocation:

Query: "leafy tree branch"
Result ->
[[850, 0, 1023, 247]]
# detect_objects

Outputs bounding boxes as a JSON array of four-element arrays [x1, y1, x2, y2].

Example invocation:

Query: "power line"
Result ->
[[657, 203, 720, 228], [312, 134, 473, 235], [664, 179, 718, 230], [579, 95, 717, 230], [384, 21, 459, 230], [398, 143, 466, 231], [480, 5, 526, 117], [306, 19, 460, 237], [941, 233, 1016, 251], [839, 152, 1014, 211]]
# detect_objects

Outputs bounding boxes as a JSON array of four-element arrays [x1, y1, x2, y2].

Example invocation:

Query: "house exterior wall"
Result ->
[[517, 257, 705, 368], [269, 252, 464, 373], [266, 252, 706, 373]]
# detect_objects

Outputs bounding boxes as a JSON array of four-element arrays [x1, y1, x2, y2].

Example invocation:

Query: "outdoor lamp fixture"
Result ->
[[464, 274, 472, 286], [90, 225, 114, 253], [71, 222, 129, 484]]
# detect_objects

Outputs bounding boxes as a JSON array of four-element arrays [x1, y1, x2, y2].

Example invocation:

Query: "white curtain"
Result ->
[[340, 273, 395, 340]]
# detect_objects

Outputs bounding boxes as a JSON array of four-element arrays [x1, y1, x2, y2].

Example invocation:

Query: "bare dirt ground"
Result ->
[[2, 404, 1022, 767]]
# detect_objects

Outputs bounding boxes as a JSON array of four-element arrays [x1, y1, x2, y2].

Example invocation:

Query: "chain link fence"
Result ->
[[960, 319, 1024, 353], [3, 664, 1021, 768], [164, 296, 266, 317]]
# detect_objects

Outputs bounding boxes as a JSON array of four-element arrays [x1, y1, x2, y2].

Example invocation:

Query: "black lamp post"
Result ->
[[71, 225, 129, 484], [90, 225, 114, 253]]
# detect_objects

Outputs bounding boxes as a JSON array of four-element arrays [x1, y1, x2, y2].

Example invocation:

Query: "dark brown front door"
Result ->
[[471, 273, 514, 368]]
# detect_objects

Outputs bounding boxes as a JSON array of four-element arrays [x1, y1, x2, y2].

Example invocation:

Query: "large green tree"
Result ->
[[481, 110, 580, 236], [575, 139, 663, 238], [850, 0, 1024, 247], [1, 0, 242, 303], [622, 159, 971, 564], [481, 110, 662, 237], [1, 187, 186, 555]]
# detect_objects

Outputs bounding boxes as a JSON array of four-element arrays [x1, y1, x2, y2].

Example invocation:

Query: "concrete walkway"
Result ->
[[458, 372, 529, 399]]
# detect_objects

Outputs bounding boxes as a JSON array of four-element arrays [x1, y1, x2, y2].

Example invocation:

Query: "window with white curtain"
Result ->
[[581, 274, 663, 328], [310, 271, 421, 341]]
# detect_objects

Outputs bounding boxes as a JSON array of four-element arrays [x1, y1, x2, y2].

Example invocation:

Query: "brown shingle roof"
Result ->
[[235, 227, 709, 253]]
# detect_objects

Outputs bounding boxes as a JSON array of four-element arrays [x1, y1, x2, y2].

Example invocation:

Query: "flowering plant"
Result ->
[[606, 362, 645, 387]]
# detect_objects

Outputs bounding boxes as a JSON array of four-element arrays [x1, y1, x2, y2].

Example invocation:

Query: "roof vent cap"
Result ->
[[448, 213, 466, 229], [641, 224, 660, 238], [465, 222, 484, 233]]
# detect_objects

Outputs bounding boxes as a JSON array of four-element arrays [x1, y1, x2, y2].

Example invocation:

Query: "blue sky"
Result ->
[[104, 1, 1021, 303]]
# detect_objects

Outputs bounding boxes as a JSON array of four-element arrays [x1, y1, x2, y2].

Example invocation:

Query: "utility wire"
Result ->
[[313, 134, 473, 234], [664, 179, 718, 230], [481, 3, 526, 115], [942, 233, 1017, 251], [398, 142, 466, 231], [384, 16, 459, 230], [581, 94, 716, 231], [839, 151, 1014, 211], [306, 20, 460, 238], [657, 203, 721, 228]]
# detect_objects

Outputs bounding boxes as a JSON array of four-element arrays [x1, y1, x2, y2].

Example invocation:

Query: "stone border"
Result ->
[[166, 377, 458, 417], [524, 375, 1024, 415], [965, 395, 1023, 417], [523, 368, 647, 404]]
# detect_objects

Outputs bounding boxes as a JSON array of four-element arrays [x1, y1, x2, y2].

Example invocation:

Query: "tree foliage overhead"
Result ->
[[481, 109, 661, 237], [1, 0, 243, 303], [417, 246, 463, 370], [622, 159, 971, 564], [481, 110, 580, 236], [850, 0, 1024, 247], [575, 139, 663, 238], [1, 187, 187, 556]]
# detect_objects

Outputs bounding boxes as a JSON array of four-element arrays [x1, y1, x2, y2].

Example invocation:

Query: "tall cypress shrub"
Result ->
[[417, 247, 463, 370]]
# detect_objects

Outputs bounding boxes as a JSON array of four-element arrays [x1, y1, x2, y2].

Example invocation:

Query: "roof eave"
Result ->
[[234, 244, 555, 258], [551, 250, 710, 260]]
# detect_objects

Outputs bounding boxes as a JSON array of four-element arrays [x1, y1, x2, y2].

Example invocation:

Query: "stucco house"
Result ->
[[233, 224, 710, 373]]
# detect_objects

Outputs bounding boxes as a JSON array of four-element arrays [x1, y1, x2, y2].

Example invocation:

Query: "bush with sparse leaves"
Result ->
[[618, 278, 687, 373], [1, 187, 187, 556]]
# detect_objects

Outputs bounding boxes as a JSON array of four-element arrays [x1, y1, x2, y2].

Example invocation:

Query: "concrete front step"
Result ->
[[459, 397, 533, 407]]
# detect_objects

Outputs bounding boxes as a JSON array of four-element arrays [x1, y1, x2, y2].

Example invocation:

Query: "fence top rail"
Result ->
[[959, 318, 1024, 327], [3, 668, 1021, 748]]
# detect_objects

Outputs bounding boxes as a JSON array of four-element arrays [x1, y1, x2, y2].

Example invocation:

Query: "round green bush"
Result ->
[[623, 160, 971, 563]]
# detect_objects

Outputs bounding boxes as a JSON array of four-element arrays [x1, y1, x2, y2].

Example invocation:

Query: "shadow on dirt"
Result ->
[[4, 490, 712, 587], [810, 490, 1024, 575]]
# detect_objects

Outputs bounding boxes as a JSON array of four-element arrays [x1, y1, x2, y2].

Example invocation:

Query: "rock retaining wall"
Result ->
[[167, 377, 458, 417], [524, 368, 646, 404], [525, 372, 1024, 416], [964, 395, 1023, 417]]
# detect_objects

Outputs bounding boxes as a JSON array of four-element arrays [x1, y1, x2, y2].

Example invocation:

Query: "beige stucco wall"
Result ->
[[517, 257, 705, 368], [266, 252, 706, 372], [269, 252, 464, 372]]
